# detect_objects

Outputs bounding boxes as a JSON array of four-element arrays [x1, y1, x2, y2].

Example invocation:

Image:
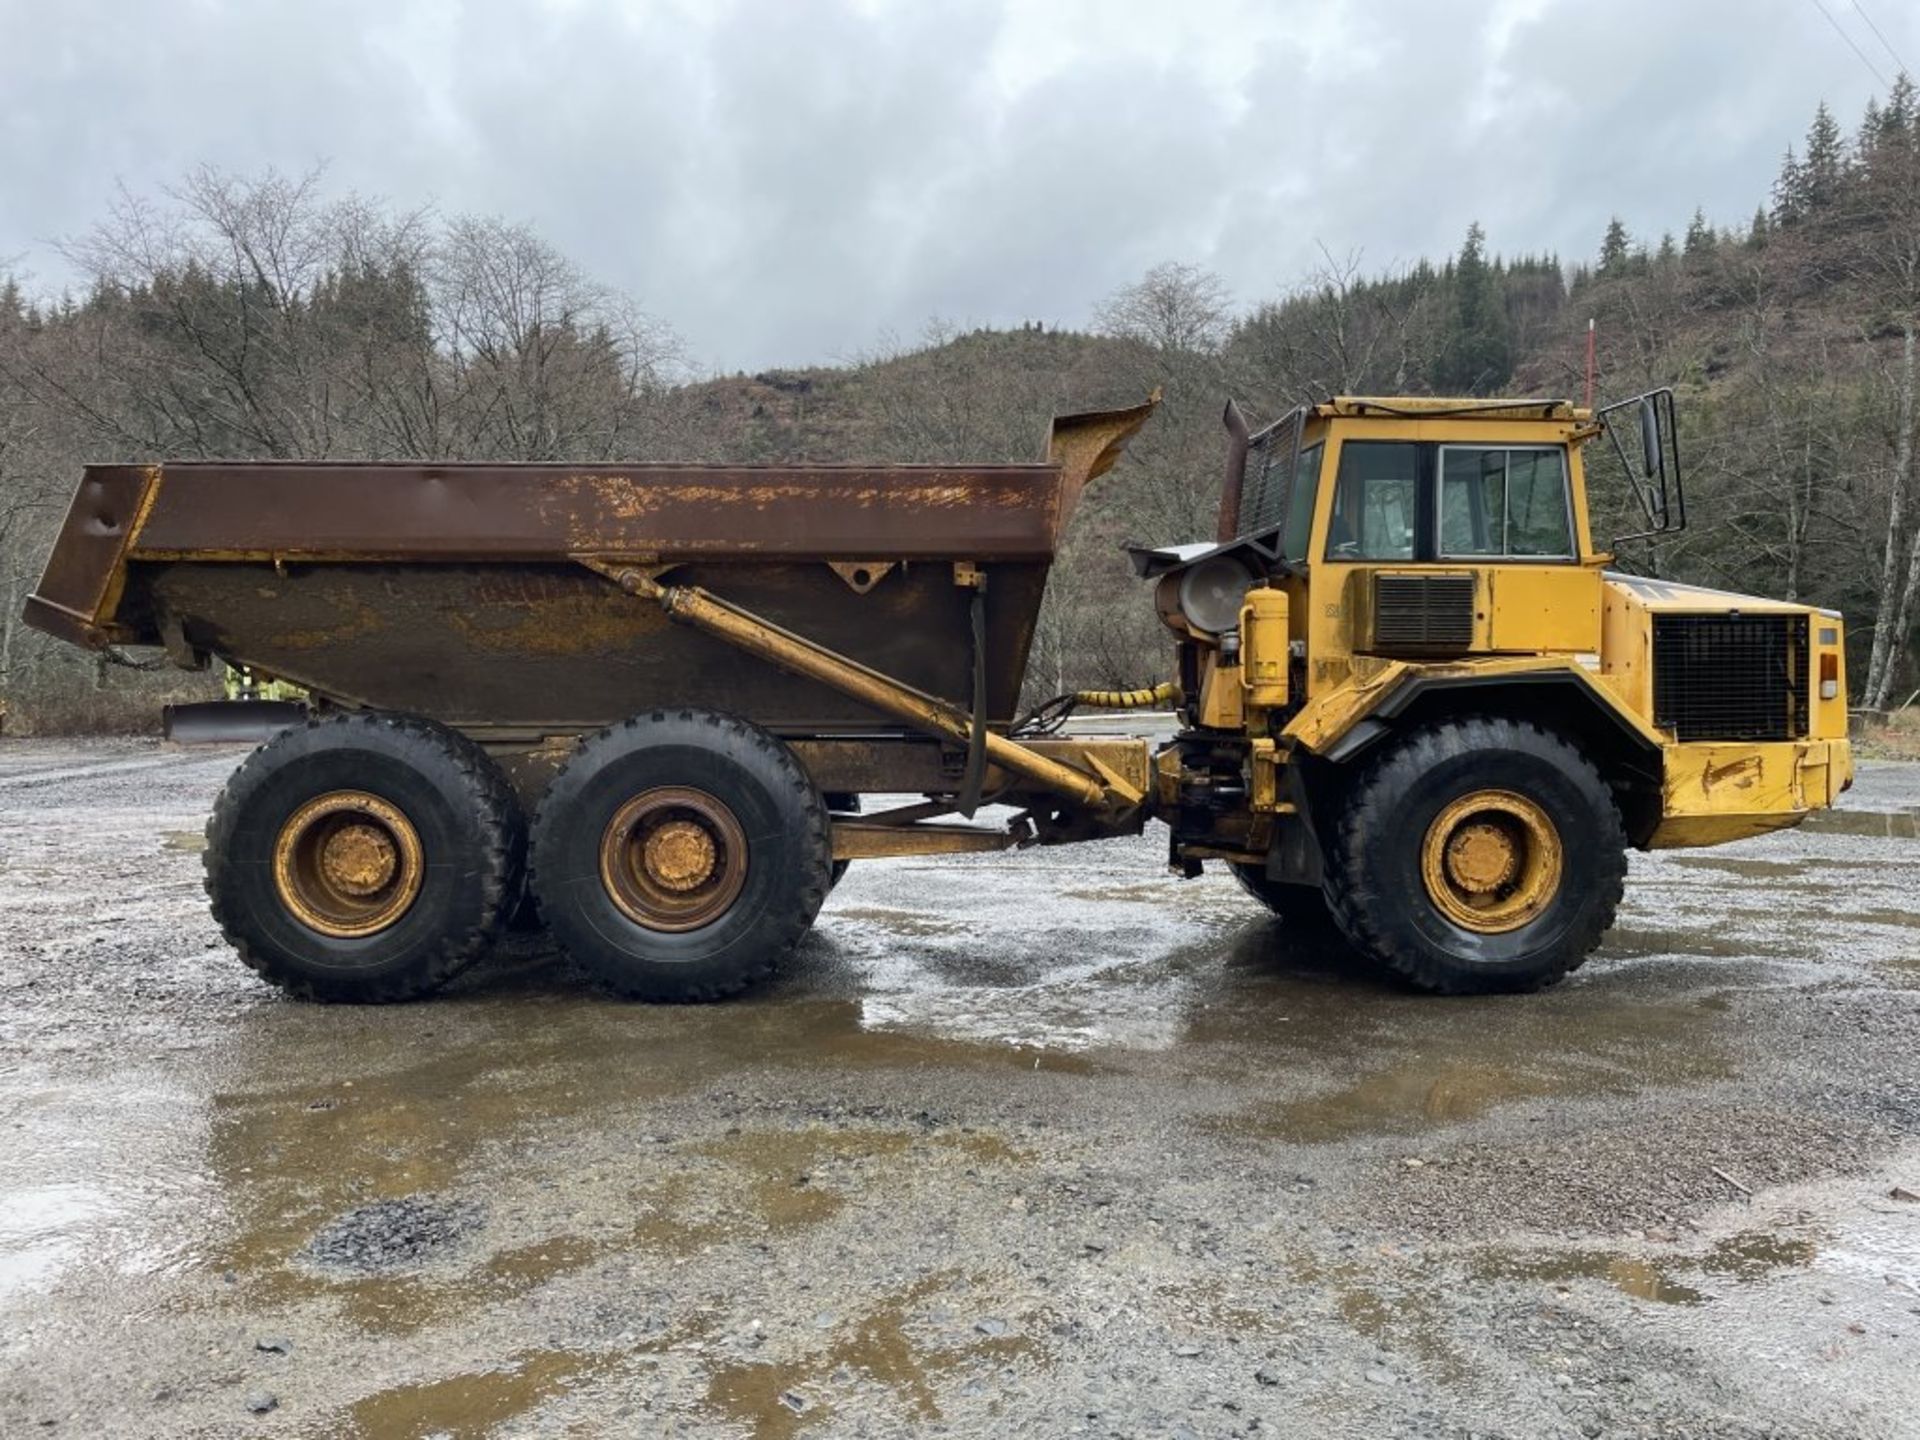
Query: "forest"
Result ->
[[2, 79, 1917, 730]]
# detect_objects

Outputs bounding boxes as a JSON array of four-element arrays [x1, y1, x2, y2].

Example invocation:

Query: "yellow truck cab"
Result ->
[[1140, 393, 1851, 992]]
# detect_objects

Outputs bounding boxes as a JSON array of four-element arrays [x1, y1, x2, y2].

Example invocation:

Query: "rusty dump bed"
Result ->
[[25, 401, 1153, 734]]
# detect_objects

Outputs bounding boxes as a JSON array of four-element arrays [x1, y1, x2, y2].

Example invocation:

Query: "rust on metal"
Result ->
[[599, 786, 750, 932], [826, 561, 897, 594], [20, 399, 1161, 815], [830, 821, 1024, 861], [21, 464, 163, 647], [272, 789, 425, 938], [591, 562, 1120, 811]]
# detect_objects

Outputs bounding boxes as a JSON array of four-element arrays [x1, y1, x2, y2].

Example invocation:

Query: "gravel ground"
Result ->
[[1, 739, 1917, 1439]]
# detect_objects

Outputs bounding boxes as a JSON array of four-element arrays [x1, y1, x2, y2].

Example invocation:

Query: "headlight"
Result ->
[[1158, 555, 1260, 636]]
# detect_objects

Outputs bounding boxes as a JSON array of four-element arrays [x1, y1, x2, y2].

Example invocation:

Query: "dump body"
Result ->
[[25, 401, 1154, 737]]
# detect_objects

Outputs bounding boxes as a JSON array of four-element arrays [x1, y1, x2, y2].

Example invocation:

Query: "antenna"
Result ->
[[1584, 318, 1596, 409]]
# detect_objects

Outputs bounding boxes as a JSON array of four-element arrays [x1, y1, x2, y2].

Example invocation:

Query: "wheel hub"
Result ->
[[642, 820, 718, 892], [1420, 789, 1563, 935], [320, 822, 400, 897], [600, 786, 748, 932], [1444, 821, 1521, 895], [273, 791, 425, 938]]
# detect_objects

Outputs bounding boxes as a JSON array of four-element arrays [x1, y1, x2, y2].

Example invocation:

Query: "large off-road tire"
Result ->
[[530, 709, 831, 1001], [205, 714, 524, 1002], [1322, 718, 1626, 994], [1229, 863, 1340, 934]]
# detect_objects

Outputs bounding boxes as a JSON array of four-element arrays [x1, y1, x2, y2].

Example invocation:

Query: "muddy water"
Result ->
[[704, 1275, 1036, 1439], [198, 996, 1052, 1336]]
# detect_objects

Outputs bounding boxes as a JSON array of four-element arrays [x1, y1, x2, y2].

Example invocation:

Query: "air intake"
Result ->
[[1652, 614, 1808, 741], [1371, 573, 1476, 653]]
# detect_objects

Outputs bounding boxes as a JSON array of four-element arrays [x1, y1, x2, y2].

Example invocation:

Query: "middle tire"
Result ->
[[1229, 862, 1340, 935], [530, 709, 832, 1001]]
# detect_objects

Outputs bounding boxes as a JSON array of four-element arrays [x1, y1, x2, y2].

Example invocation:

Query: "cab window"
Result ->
[[1439, 446, 1573, 558], [1280, 442, 1323, 562], [1327, 442, 1417, 560]]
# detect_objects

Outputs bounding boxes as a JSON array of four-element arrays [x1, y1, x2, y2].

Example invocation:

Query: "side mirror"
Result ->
[[1596, 386, 1685, 545]]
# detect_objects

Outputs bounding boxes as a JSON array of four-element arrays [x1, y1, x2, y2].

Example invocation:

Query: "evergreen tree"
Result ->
[[1773, 145, 1805, 224], [1748, 205, 1769, 248], [1599, 217, 1631, 274], [1431, 222, 1510, 394], [1684, 208, 1714, 258], [1802, 101, 1845, 210]]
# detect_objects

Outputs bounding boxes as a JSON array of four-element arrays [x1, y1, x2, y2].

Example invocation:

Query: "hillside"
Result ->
[[1, 80, 1917, 728]]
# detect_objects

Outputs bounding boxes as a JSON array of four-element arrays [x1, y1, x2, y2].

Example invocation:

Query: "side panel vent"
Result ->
[[1371, 573, 1476, 653], [1652, 614, 1808, 741]]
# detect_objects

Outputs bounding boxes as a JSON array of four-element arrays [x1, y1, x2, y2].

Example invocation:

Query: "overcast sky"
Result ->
[[3, 0, 1916, 372]]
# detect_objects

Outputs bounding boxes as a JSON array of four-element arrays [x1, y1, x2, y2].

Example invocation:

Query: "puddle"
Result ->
[[1057, 884, 1187, 904], [1472, 1228, 1819, 1306], [834, 906, 971, 937], [205, 1006, 1031, 1334], [1216, 994, 1730, 1143], [692, 1127, 1018, 1233], [1600, 926, 1784, 961], [1666, 855, 1807, 880], [0, 1184, 111, 1297], [346, 1348, 614, 1439], [705, 1275, 1035, 1438], [1699, 1230, 1819, 1278], [1817, 1214, 1920, 1294], [1475, 1249, 1705, 1304], [160, 830, 207, 853], [1798, 809, 1920, 840]]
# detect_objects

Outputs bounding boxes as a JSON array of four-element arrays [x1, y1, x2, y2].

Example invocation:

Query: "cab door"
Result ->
[[1304, 423, 1601, 688]]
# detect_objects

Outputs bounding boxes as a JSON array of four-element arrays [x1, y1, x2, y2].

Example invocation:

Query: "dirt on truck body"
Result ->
[[23, 389, 1853, 1005]]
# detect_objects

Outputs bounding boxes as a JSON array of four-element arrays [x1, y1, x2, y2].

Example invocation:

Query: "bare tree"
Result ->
[[1094, 262, 1231, 354]]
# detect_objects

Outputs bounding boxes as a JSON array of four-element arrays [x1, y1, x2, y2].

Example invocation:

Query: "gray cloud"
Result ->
[[2, 0, 1913, 370]]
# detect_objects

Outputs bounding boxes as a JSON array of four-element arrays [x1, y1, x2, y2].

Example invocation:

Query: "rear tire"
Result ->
[[1322, 717, 1625, 994], [1229, 863, 1339, 934], [530, 709, 831, 1001], [204, 714, 523, 1002]]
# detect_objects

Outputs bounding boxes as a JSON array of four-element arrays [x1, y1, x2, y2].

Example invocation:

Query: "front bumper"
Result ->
[[1645, 738, 1852, 850]]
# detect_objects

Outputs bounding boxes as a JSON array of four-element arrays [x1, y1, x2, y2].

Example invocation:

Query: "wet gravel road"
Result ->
[[2, 738, 1918, 1439]]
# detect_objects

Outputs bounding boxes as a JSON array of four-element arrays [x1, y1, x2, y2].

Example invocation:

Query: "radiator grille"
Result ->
[[1372, 574, 1476, 652], [1652, 614, 1808, 741]]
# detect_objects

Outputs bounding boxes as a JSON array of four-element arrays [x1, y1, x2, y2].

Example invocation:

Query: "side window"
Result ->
[[1327, 442, 1417, 560], [1281, 443, 1323, 562], [1439, 447, 1573, 558]]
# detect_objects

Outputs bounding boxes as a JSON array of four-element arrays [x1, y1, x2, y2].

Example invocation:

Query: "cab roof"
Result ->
[[1319, 396, 1588, 422]]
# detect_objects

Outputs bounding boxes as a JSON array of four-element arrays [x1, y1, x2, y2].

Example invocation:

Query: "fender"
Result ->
[[1285, 658, 1665, 765]]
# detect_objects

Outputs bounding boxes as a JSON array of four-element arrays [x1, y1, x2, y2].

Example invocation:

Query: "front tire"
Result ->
[[204, 714, 524, 1002], [1322, 718, 1625, 994], [530, 709, 831, 1001]]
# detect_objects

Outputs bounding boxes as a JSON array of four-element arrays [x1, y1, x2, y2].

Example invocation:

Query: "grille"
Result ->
[[1652, 614, 1808, 741], [1372, 573, 1476, 652]]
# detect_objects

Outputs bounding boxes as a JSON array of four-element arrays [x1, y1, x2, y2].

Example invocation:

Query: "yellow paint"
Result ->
[[1195, 650, 1245, 731], [1648, 740, 1848, 848], [1418, 788, 1563, 933], [1239, 586, 1290, 709]]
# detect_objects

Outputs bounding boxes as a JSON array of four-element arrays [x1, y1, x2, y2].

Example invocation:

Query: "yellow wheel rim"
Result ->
[[599, 786, 748, 932], [273, 790, 425, 938], [1419, 789, 1563, 934]]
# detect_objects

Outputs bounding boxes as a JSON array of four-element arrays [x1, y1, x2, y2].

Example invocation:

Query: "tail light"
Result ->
[[1819, 652, 1839, 701]]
